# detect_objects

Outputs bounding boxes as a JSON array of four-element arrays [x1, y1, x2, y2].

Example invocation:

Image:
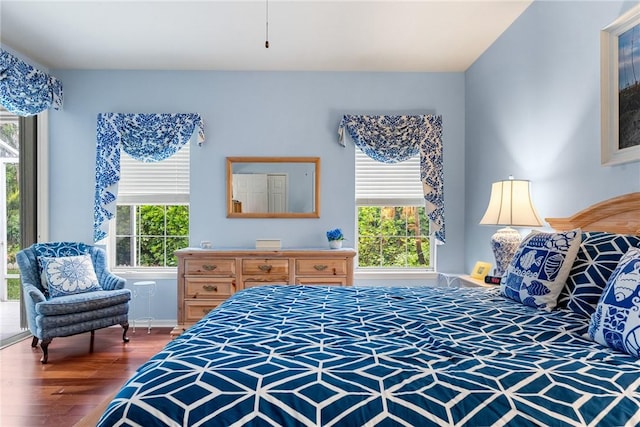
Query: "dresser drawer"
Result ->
[[243, 259, 289, 275], [296, 277, 347, 286], [243, 281, 288, 289], [185, 258, 235, 275], [184, 300, 225, 323], [296, 259, 347, 276], [185, 278, 236, 298]]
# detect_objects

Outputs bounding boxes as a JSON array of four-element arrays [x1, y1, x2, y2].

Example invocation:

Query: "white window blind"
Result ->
[[118, 143, 190, 204], [355, 148, 423, 206]]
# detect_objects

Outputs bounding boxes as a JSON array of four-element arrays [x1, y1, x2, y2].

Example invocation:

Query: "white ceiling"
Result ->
[[0, 0, 533, 72]]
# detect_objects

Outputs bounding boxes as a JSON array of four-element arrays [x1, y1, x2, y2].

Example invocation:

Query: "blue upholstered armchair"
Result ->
[[17, 242, 131, 363]]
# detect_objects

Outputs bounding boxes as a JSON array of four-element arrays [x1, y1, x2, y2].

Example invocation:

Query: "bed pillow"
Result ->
[[588, 247, 640, 357], [41, 254, 102, 298], [500, 229, 581, 310], [558, 232, 640, 318]]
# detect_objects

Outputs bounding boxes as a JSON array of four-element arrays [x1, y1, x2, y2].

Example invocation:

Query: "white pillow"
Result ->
[[588, 247, 640, 357], [500, 229, 582, 311], [41, 254, 102, 298]]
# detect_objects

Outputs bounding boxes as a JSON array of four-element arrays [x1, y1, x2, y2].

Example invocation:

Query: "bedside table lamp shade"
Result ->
[[479, 177, 543, 276]]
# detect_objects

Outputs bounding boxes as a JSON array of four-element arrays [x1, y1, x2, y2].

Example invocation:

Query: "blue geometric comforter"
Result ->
[[97, 285, 640, 426]]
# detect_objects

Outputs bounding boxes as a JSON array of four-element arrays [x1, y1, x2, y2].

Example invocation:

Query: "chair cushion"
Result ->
[[41, 254, 102, 298], [37, 304, 129, 332], [501, 229, 582, 310], [588, 247, 640, 357], [35, 288, 131, 316]]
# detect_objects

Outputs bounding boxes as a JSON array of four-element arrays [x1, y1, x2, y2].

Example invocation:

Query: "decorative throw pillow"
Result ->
[[41, 254, 102, 298], [34, 242, 91, 295], [558, 232, 640, 318], [500, 229, 581, 310], [588, 247, 640, 357]]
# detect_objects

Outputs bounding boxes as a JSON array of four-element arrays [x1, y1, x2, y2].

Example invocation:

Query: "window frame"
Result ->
[[354, 202, 436, 275], [109, 202, 189, 272], [107, 142, 191, 274], [354, 148, 436, 275]]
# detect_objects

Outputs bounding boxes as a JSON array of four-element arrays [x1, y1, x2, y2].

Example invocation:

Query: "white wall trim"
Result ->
[[115, 268, 178, 280], [37, 111, 49, 242], [355, 269, 438, 281]]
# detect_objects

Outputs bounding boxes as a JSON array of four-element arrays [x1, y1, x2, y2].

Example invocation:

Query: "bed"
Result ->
[[97, 193, 640, 426]]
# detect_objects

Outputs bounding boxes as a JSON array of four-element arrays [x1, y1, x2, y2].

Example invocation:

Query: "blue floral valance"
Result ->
[[338, 114, 445, 243], [0, 49, 63, 116], [94, 113, 205, 242]]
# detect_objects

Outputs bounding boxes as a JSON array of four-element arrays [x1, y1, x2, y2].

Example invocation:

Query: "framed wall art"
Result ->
[[601, 4, 640, 166]]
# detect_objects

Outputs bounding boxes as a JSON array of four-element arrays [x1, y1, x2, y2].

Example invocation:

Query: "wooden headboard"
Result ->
[[545, 192, 640, 235]]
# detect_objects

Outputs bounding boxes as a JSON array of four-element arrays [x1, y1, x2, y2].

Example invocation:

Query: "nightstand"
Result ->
[[436, 273, 498, 288]]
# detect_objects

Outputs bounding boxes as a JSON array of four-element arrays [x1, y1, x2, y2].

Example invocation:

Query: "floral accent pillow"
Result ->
[[500, 229, 582, 310], [588, 247, 640, 357], [41, 254, 102, 298]]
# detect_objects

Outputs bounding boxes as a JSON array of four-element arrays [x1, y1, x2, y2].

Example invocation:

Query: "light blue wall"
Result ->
[[465, 0, 640, 274], [48, 70, 466, 321]]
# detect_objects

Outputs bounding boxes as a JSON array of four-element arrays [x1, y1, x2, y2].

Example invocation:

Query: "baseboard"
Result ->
[[129, 319, 177, 329], [0, 330, 30, 350]]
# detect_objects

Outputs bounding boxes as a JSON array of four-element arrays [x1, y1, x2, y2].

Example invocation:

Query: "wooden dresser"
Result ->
[[172, 248, 356, 336]]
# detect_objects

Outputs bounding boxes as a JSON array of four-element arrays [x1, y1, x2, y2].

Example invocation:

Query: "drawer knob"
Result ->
[[203, 284, 218, 292], [258, 264, 272, 272], [202, 264, 217, 271], [203, 308, 212, 314], [314, 264, 328, 271]]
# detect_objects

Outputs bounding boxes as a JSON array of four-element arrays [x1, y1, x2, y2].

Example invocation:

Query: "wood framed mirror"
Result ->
[[226, 157, 320, 218]]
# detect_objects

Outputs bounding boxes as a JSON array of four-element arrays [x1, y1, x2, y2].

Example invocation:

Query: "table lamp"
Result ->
[[479, 176, 543, 276]]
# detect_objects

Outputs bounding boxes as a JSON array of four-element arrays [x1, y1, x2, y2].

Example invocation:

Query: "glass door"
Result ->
[[0, 107, 22, 345]]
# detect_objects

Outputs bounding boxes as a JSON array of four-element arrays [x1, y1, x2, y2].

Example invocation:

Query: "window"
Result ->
[[111, 144, 190, 269], [0, 108, 21, 301], [355, 148, 433, 269]]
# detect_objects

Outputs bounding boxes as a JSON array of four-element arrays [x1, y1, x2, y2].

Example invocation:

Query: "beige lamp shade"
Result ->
[[479, 179, 543, 227], [480, 178, 543, 276]]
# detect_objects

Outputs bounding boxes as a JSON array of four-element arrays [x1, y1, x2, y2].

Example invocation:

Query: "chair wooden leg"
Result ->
[[40, 338, 52, 364], [31, 336, 39, 348], [121, 321, 130, 342], [89, 330, 95, 353]]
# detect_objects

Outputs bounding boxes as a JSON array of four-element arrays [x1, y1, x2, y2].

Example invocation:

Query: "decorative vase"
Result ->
[[329, 240, 343, 249]]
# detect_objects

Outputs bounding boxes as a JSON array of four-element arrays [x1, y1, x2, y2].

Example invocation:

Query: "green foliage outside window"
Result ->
[[116, 204, 189, 268], [2, 119, 20, 300], [358, 206, 430, 268], [2, 122, 19, 264]]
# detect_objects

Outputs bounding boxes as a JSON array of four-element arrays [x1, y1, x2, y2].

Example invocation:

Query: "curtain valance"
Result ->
[[0, 49, 63, 116], [338, 114, 445, 242], [94, 112, 205, 242]]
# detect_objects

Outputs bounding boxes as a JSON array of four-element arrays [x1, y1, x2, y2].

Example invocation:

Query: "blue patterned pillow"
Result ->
[[41, 254, 102, 298], [501, 229, 581, 310], [588, 247, 640, 357], [558, 232, 640, 318], [33, 242, 91, 295]]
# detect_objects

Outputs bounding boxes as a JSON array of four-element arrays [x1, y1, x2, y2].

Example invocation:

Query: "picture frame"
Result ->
[[601, 5, 640, 166], [470, 261, 491, 280]]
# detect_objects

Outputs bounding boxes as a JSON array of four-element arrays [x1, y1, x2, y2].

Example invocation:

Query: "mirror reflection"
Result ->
[[226, 157, 320, 218]]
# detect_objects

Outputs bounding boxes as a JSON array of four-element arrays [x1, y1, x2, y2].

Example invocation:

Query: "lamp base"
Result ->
[[490, 227, 522, 276]]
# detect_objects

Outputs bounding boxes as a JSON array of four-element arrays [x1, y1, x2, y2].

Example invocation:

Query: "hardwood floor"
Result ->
[[0, 326, 171, 426]]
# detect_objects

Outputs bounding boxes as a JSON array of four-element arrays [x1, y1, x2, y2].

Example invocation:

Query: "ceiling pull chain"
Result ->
[[265, 0, 270, 48]]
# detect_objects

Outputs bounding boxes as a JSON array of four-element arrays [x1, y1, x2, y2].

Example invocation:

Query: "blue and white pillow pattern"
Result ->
[[41, 254, 102, 298], [559, 232, 640, 318], [501, 229, 581, 310], [34, 242, 91, 296], [589, 247, 640, 357]]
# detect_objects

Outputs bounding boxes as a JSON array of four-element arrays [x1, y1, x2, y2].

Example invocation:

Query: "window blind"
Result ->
[[355, 148, 423, 206], [118, 143, 189, 204]]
